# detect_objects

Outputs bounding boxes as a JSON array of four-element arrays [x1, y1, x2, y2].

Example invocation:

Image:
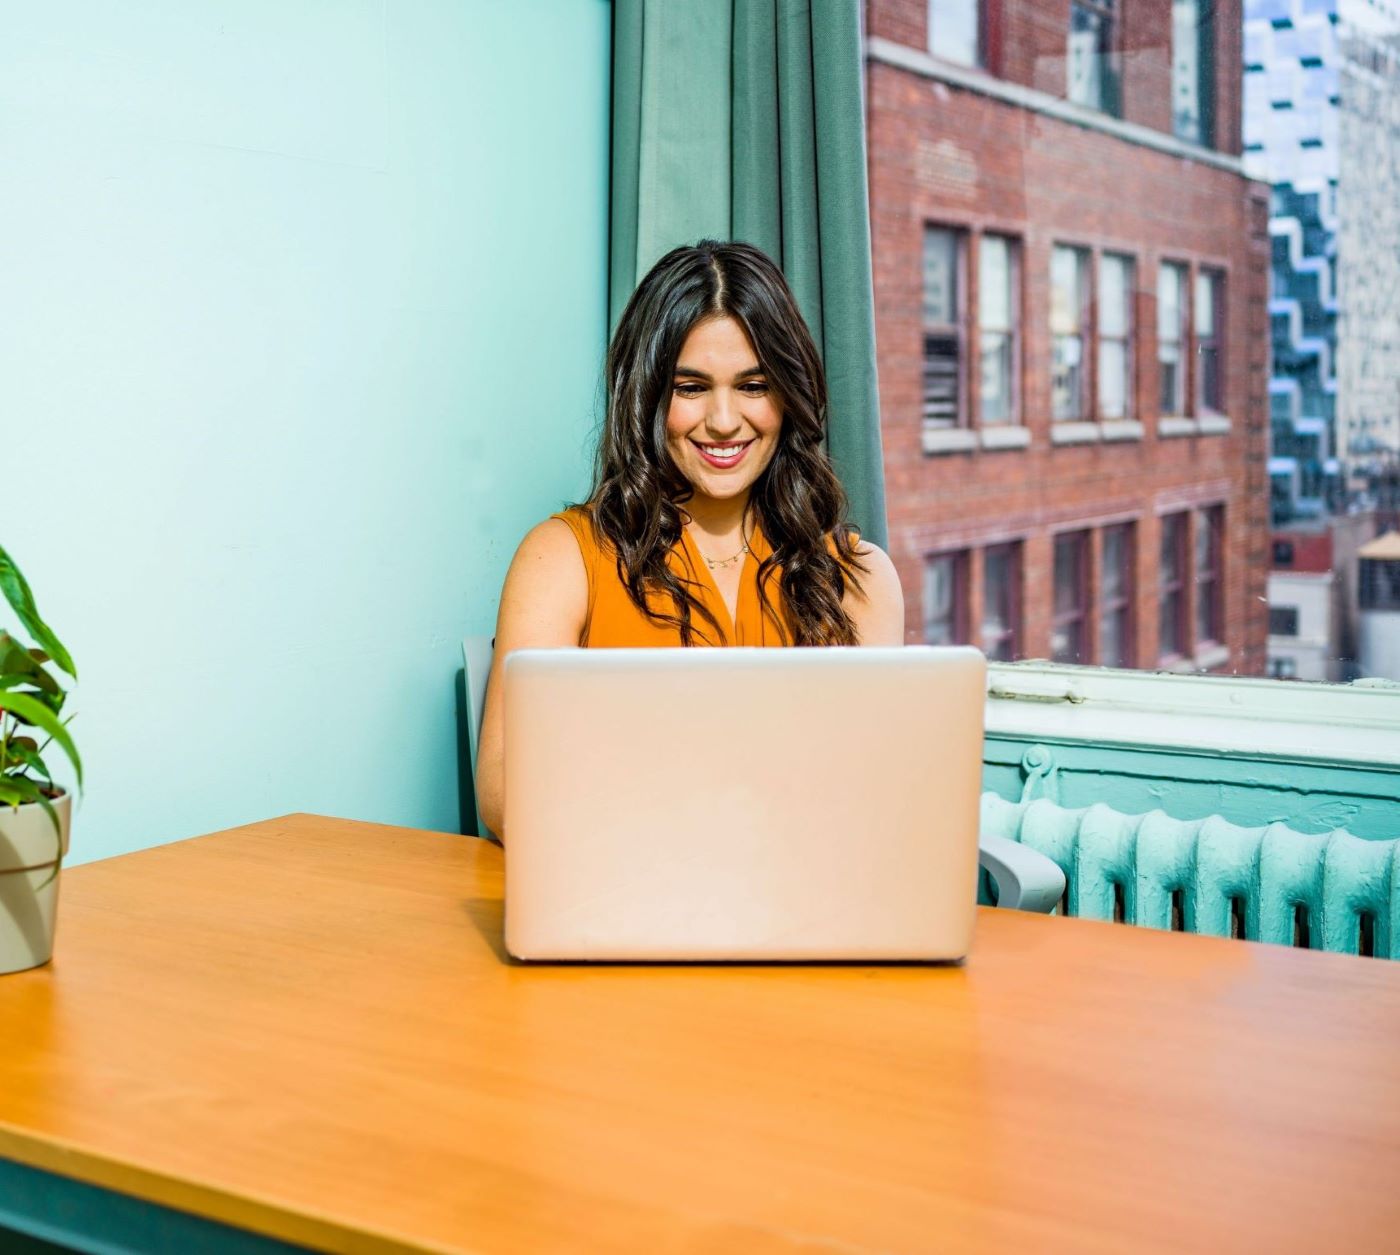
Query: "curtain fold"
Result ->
[[610, 0, 888, 548]]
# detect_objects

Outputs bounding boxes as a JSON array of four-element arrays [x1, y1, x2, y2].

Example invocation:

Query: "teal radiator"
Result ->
[[981, 794, 1400, 959]]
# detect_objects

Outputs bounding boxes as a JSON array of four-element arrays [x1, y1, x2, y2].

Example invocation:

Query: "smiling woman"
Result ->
[[473, 239, 904, 839]]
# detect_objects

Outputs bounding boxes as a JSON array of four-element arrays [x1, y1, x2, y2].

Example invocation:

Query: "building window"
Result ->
[[1268, 606, 1300, 636], [929, 0, 979, 67], [1360, 560, 1400, 611], [1172, 0, 1213, 145], [1195, 269, 1224, 412], [1098, 253, 1134, 420], [1268, 656, 1298, 680], [979, 234, 1018, 424], [1052, 531, 1090, 663], [1067, 1, 1119, 115], [1158, 261, 1188, 416], [924, 551, 968, 645], [1158, 512, 1188, 661], [1194, 505, 1222, 646], [1051, 245, 1089, 421], [1101, 523, 1135, 667], [982, 542, 1021, 661], [923, 226, 965, 429]]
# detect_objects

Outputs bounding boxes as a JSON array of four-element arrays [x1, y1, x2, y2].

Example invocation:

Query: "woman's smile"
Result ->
[[691, 438, 755, 469]]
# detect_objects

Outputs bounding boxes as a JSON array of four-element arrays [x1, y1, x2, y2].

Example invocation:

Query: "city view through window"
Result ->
[[866, 0, 1400, 681]]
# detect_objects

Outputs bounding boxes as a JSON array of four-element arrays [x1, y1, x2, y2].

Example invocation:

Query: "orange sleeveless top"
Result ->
[[551, 505, 849, 647]]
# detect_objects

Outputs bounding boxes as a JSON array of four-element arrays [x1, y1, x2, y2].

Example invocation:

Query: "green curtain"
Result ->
[[610, 0, 888, 548]]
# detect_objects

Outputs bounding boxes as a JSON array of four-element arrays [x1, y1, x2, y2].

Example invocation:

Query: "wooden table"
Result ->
[[1, 814, 1398, 1253]]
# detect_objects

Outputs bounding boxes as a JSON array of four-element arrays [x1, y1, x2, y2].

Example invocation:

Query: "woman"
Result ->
[[475, 240, 904, 839]]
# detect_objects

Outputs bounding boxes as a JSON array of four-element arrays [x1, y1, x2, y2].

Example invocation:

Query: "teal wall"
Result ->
[[1, 2, 610, 862]]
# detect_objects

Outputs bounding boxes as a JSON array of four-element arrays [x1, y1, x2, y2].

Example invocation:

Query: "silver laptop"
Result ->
[[502, 646, 986, 962]]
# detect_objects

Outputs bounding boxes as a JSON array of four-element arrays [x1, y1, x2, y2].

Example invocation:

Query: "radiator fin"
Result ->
[[981, 794, 1399, 959]]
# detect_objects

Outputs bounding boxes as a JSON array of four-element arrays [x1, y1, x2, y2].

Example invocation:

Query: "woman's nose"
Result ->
[[706, 389, 744, 436]]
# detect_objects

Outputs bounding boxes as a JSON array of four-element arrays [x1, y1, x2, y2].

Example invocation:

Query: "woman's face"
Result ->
[[665, 315, 783, 507]]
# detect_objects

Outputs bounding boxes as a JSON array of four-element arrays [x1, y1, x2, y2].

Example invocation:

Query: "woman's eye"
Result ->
[[674, 383, 704, 396], [741, 382, 769, 395]]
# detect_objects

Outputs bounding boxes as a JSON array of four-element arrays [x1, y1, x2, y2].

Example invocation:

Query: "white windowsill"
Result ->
[[985, 661, 1400, 768], [922, 427, 977, 455], [1051, 422, 1102, 445], [979, 425, 1031, 450], [1100, 420, 1145, 442], [1159, 417, 1199, 437], [1197, 413, 1232, 435]]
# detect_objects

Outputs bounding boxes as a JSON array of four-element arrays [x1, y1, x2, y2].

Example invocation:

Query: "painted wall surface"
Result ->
[[1, 2, 610, 862]]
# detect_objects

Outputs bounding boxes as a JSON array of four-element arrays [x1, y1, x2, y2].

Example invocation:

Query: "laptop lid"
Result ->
[[503, 646, 986, 961]]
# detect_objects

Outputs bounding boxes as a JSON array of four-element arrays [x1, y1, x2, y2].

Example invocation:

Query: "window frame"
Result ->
[[981, 541, 1022, 662], [978, 232, 1020, 426], [928, 0, 982, 68], [1194, 505, 1223, 649], [1067, 0, 1120, 116], [1097, 251, 1135, 421], [1051, 244, 1091, 423], [923, 549, 970, 646], [1195, 267, 1225, 415], [1051, 529, 1092, 664], [1100, 521, 1137, 668], [922, 223, 969, 431], [1158, 260, 1189, 418], [1158, 511, 1189, 664]]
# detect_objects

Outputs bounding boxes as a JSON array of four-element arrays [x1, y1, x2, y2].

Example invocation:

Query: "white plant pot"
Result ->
[[0, 789, 71, 974]]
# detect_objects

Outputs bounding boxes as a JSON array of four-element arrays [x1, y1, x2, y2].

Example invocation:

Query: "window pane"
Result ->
[[1068, 4, 1109, 111], [1159, 263, 1182, 336], [1101, 605, 1128, 667], [1054, 533, 1084, 617], [922, 334, 961, 426], [1102, 526, 1125, 600], [980, 235, 1011, 329], [1159, 590, 1183, 658], [1099, 339, 1128, 418], [930, 0, 979, 66], [1052, 335, 1083, 419], [1051, 247, 1082, 333], [1160, 514, 1183, 584], [983, 546, 1016, 659], [1099, 254, 1130, 337], [980, 330, 1013, 423], [923, 227, 958, 326], [1159, 342, 1182, 414], [1172, 0, 1203, 143], [924, 553, 964, 644], [1195, 270, 1216, 337]]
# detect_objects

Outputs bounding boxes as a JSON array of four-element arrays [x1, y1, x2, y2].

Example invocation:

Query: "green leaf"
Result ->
[[0, 691, 81, 789], [0, 637, 61, 696], [0, 545, 76, 679], [4, 743, 51, 781]]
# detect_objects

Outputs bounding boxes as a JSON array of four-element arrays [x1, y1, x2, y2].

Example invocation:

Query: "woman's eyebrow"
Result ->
[[673, 365, 765, 380]]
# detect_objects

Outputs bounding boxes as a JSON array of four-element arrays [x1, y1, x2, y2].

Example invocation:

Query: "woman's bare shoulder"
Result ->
[[838, 536, 904, 645], [497, 514, 590, 644]]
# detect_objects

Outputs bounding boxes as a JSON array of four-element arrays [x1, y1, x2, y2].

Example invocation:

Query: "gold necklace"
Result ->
[[690, 518, 751, 570]]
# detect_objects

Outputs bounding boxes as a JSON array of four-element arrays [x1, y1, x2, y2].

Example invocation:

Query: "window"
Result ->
[[1067, 1, 1118, 115], [1194, 505, 1222, 647], [1158, 262, 1188, 416], [923, 226, 965, 429], [1052, 531, 1090, 663], [979, 235, 1018, 424], [1051, 246, 1089, 421], [929, 0, 979, 67], [982, 543, 1021, 661], [1100, 523, 1135, 667], [1268, 656, 1298, 680], [1158, 512, 1188, 661], [1359, 560, 1400, 612], [1098, 253, 1134, 420], [1172, 0, 1213, 145], [924, 552, 968, 644], [1195, 269, 1224, 412], [1269, 606, 1300, 636]]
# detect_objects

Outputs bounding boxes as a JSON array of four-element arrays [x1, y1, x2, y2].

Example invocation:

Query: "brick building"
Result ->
[[865, 0, 1270, 674]]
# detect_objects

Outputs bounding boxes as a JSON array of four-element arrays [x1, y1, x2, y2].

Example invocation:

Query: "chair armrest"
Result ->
[[978, 833, 1065, 914]]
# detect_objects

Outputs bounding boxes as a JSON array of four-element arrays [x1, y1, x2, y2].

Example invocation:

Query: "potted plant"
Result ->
[[0, 544, 82, 974]]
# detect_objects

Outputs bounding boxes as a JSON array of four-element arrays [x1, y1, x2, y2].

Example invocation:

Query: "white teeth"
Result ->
[[702, 444, 744, 457]]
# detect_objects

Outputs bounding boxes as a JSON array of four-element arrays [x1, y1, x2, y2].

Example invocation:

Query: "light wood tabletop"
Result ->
[[1, 813, 1398, 1253]]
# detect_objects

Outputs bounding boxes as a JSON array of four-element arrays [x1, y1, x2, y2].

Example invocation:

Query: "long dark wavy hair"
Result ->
[[581, 239, 867, 646]]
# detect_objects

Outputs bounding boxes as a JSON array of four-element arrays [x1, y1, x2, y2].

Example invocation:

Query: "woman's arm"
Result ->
[[475, 518, 589, 841], [842, 541, 906, 646]]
